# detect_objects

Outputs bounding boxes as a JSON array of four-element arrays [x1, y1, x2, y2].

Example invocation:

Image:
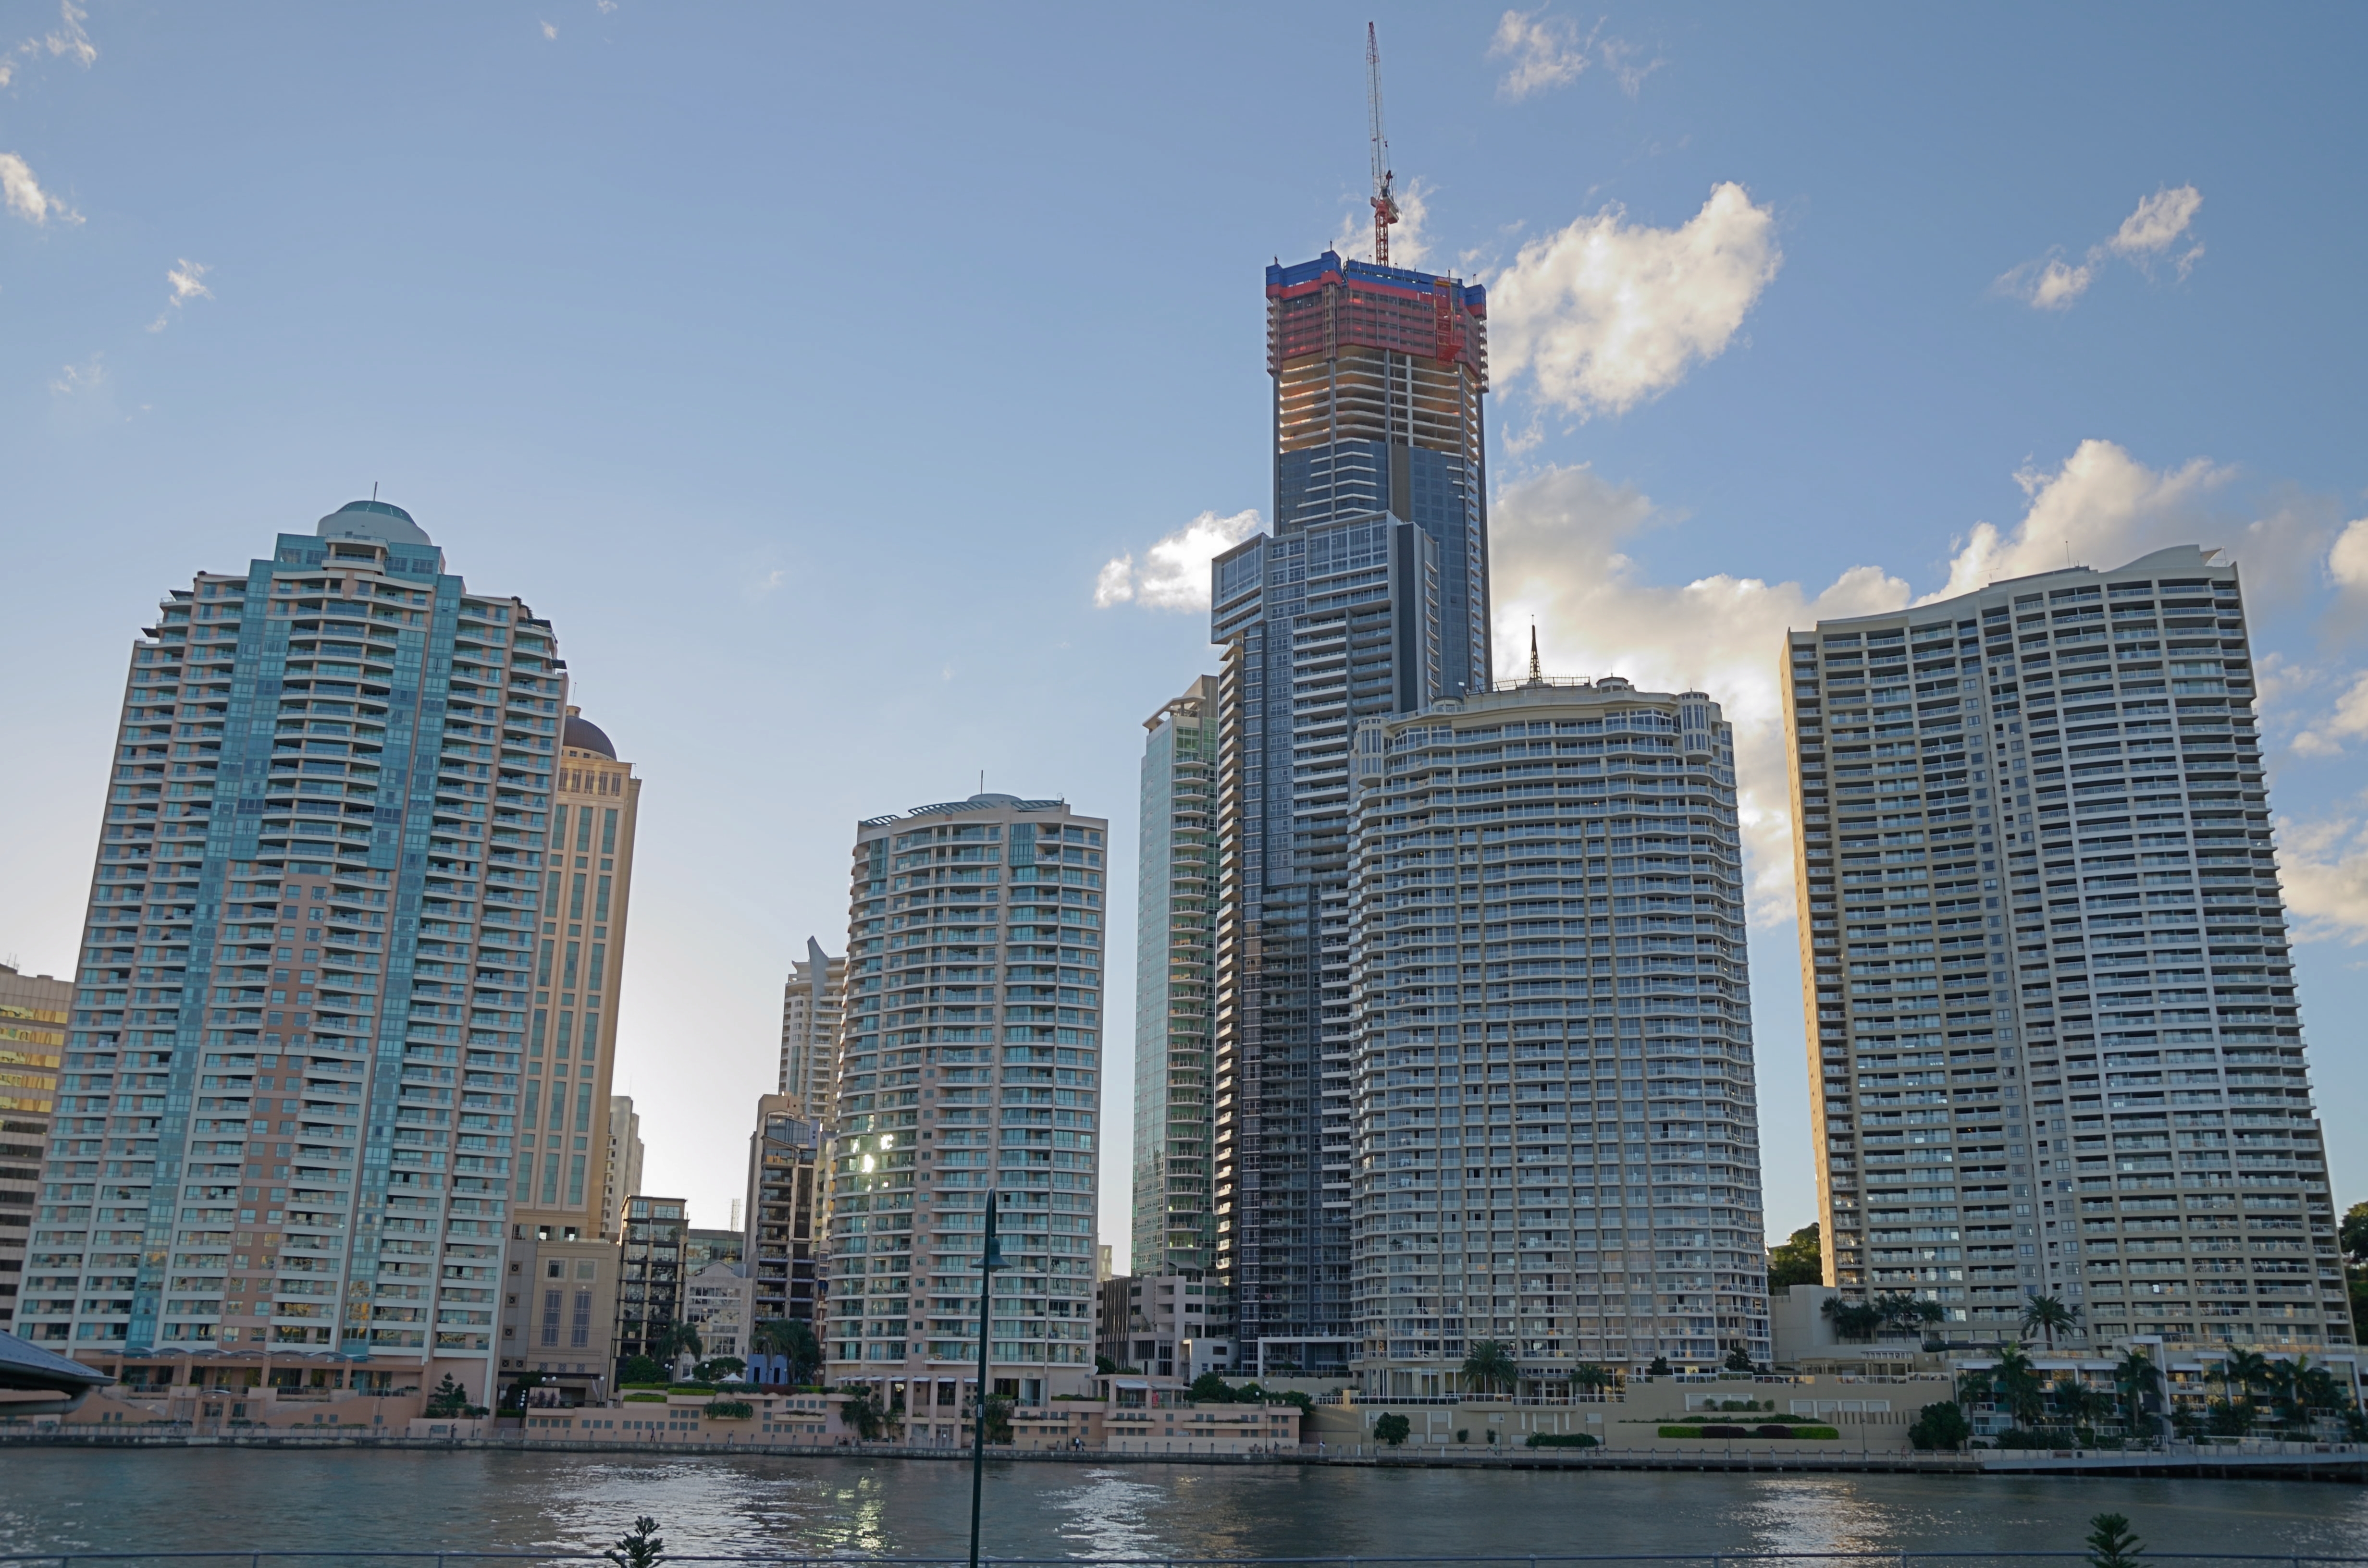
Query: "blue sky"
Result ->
[[5, 2, 2366, 1264]]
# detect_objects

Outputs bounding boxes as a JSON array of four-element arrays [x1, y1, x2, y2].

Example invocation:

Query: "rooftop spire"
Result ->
[[1528, 622, 1542, 682]]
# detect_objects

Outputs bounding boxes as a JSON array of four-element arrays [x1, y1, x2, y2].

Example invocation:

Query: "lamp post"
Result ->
[[967, 1188, 1008, 1568]]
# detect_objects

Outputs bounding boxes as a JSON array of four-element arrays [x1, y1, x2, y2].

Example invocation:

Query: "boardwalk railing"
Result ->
[[5, 1554, 2368, 1568]]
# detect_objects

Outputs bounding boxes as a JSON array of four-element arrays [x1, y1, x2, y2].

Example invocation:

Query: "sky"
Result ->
[[5, 2, 2367, 1270]]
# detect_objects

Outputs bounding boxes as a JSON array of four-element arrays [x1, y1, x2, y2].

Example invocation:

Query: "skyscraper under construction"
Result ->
[[1208, 253, 1490, 1371]]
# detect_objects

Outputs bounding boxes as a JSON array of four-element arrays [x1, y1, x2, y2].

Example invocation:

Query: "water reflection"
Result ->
[[0, 1453, 2360, 1564]]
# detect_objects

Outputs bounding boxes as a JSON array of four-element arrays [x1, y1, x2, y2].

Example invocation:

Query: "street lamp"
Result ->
[[967, 1188, 1009, 1568]]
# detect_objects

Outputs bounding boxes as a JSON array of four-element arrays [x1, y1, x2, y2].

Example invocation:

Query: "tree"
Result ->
[[1572, 1362, 1615, 1396], [2021, 1292, 2079, 1351], [1095, 1355, 1119, 1375], [751, 1318, 823, 1386], [1462, 1338, 1518, 1396], [1724, 1347, 1755, 1372], [2084, 1513, 2144, 1568], [647, 1321, 703, 1374], [604, 1518, 665, 1568], [1992, 1342, 2045, 1431], [975, 1392, 1013, 1445], [424, 1374, 485, 1419], [1908, 1400, 1970, 1451], [694, 1357, 744, 1383], [617, 1354, 666, 1386], [839, 1385, 886, 1441], [1768, 1223, 1823, 1288], [1647, 1355, 1673, 1378], [1821, 1296, 1884, 1343], [2113, 1347, 2159, 1437], [1372, 1412, 1411, 1446]]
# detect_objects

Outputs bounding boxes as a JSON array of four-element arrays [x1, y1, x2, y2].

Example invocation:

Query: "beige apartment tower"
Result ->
[[0, 963, 71, 1330], [493, 706, 642, 1402], [826, 791, 1108, 1432], [780, 939, 845, 1118], [1782, 546, 2352, 1352]]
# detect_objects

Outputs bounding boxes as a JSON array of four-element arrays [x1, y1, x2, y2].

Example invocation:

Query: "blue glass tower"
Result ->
[[1207, 254, 1491, 1372], [29, 501, 559, 1399]]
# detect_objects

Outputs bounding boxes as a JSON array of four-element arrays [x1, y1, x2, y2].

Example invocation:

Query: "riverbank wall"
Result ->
[[2, 1430, 2360, 1481]]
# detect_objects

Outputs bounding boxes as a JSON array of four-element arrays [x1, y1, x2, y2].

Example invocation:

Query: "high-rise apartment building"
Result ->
[[1, 963, 71, 1329], [779, 938, 845, 1117], [615, 1193, 687, 1368], [604, 1092, 644, 1228], [1345, 674, 1768, 1392], [826, 792, 1105, 1424], [1134, 677, 1217, 1276], [744, 1093, 823, 1332], [494, 706, 640, 1401], [1783, 546, 2353, 1350], [26, 500, 561, 1403], [1206, 251, 1490, 1371]]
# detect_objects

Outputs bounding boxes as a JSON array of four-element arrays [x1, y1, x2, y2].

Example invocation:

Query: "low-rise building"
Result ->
[[615, 1196, 688, 1371], [684, 1260, 752, 1360], [1098, 1271, 1230, 1379]]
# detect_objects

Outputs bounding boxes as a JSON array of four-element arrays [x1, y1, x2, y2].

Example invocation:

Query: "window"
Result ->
[[571, 1289, 592, 1349], [595, 876, 611, 922], [540, 1289, 561, 1347], [602, 808, 617, 855]]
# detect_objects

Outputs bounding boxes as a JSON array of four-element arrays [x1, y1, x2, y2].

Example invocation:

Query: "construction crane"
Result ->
[[1367, 21, 1399, 266]]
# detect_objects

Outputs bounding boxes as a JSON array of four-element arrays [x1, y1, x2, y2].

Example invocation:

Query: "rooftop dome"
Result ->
[[318, 499, 432, 547], [564, 713, 616, 759]]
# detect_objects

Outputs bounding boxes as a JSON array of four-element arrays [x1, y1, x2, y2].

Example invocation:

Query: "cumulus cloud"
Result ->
[[1094, 509, 1262, 612], [1490, 463, 1911, 922], [1998, 184, 2203, 309], [2278, 800, 2368, 944], [0, 151, 81, 226], [1489, 8, 1591, 100], [1922, 439, 2235, 600], [1487, 183, 1782, 420], [2290, 673, 2368, 758], [2328, 518, 2368, 612]]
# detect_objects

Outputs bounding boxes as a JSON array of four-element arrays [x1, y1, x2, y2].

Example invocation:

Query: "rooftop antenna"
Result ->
[[1528, 622, 1542, 683], [1367, 22, 1399, 266], [371, 482, 379, 502]]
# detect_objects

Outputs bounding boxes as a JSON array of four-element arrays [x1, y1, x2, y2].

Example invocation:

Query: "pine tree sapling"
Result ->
[[604, 1518, 665, 1568], [2084, 1514, 2143, 1568]]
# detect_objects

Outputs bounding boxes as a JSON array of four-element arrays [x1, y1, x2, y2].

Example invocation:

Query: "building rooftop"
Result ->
[[564, 711, 617, 759], [316, 498, 432, 547]]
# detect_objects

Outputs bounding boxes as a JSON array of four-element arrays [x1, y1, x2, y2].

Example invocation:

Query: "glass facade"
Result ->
[[27, 500, 553, 1395], [1132, 678, 1216, 1275]]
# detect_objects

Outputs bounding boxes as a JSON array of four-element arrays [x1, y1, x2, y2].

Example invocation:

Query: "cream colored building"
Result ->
[[604, 1093, 644, 1231], [1783, 547, 2351, 1355], [495, 706, 642, 1402], [779, 939, 844, 1119], [0, 963, 70, 1332]]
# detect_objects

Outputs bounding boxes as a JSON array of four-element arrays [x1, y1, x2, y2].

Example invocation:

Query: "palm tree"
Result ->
[[2222, 1348, 2270, 1426], [1572, 1362, 1614, 1400], [752, 1318, 822, 1386], [1462, 1339, 1519, 1397], [2020, 1292, 2079, 1351], [2112, 1346, 2158, 1438], [1993, 1341, 2045, 1431]]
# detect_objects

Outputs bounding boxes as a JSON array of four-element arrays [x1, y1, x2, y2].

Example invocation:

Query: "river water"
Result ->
[[0, 1452, 2361, 1563]]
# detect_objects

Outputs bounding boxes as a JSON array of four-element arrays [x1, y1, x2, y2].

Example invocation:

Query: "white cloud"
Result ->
[[1998, 184, 2203, 309], [541, 20, 558, 40], [1598, 35, 1665, 98], [1921, 439, 2237, 601], [1488, 182, 1782, 420], [596, 0, 618, 11], [2328, 518, 2368, 612], [2279, 799, 2368, 944], [1094, 509, 1262, 612], [0, 2, 96, 87], [2291, 671, 2368, 758], [1490, 463, 1911, 922], [2109, 184, 2203, 258], [1489, 8, 1591, 100], [147, 257, 213, 332], [0, 151, 81, 226], [49, 353, 104, 396]]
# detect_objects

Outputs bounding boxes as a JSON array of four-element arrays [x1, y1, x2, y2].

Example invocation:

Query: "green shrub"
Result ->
[[1524, 1432, 1599, 1448], [622, 1392, 667, 1403], [1908, 1401, 1972, 1451], [703, 1400, 754, 1419], [1373, 1412, 1411, 1446]]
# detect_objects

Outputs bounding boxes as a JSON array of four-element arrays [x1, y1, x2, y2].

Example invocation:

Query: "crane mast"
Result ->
[[1367, 22, 1398, 265]]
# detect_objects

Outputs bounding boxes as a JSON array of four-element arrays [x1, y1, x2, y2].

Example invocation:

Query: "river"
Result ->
[[0, 1452, 2361, 1563]]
